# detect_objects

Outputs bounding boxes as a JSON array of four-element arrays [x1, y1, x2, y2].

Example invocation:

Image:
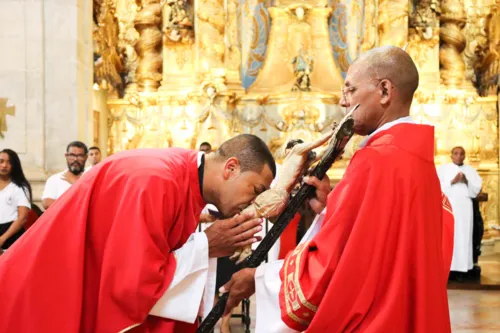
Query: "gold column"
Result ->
[[377, 0, 409, 47], [196, 0, 226, 72], [134, 0, 163, 92], [362, 0, 378, 52], [224, 0, 242, 88], [439, 0, 467, 87]]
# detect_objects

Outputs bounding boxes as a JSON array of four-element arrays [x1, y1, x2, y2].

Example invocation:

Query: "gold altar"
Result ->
[[93, 0, 500, 226]]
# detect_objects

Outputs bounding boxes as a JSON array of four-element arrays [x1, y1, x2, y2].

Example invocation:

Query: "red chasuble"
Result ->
[[0, 148, 206, 333], [279, 124, 452, 333], [279, 212, 301, 260], [441, 193, 454, 283]]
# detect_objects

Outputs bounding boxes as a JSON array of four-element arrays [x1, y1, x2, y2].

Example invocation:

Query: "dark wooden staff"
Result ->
[[197, 110, 356, 333]]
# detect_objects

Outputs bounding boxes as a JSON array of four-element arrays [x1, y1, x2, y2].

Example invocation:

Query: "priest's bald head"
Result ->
[[340, 45, 419, 136], [204, 134, 276, 217]]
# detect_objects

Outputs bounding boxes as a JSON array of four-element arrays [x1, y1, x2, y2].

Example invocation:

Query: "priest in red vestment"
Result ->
[[0, 134, 276, 333], [221, 46, 454, 333]]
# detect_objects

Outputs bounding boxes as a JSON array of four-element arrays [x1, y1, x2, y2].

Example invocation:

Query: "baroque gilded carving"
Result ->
[[224, 0, 241, 72], [460, 0, 489, 89], [134, 0, 163, 91], [115, 0, 140, 86], [439, 0, 467, 87], [378, 0, 408, 47], [249, 4, 342, 94], [93, 0, 126, 97], [361, 0, 377, 52], [475, 5, 500, 96], [162, 0, 194, 44], [479, 172, 499, 225], [103, 0, 500, 227], [197, 0, 225, 69]]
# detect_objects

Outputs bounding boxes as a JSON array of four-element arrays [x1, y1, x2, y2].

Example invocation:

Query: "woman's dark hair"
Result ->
[[0, 149, 33, 204]]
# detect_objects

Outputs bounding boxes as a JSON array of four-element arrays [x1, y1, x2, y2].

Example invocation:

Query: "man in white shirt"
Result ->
[[42, 141, 88, 210], [438, 146, 482, 276]]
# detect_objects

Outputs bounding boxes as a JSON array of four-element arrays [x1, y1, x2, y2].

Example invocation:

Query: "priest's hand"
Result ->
[[199, 213, 216, 223], [205, 211, 263, 258], [221, 267, 257, 316], [304, 174, 331, 214], [459, 172, 468, 184], [451, 172, 467, 185]]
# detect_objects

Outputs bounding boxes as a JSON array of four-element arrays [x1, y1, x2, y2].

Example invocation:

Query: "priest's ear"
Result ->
[[223, 157, 241, 180], [379, 79, 394, 105]]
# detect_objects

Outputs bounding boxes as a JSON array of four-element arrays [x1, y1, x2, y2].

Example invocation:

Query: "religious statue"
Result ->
[[292, 47, 314, 91], [162, 0, 194, 44], [229, 129, 334, 263]]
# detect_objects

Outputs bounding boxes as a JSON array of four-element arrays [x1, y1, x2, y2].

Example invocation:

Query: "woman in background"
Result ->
[[0, 149, 32, 251]]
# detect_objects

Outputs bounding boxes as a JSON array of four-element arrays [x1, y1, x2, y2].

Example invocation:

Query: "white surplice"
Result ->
[[254, 210, 326, 333], [437, 163, 482, 272], [149, 152, 217, 323]]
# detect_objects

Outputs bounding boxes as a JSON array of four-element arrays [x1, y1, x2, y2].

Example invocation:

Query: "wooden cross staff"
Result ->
[[0, 98, 15, 138]]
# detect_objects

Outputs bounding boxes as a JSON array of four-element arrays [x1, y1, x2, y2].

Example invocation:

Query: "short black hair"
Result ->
[[451, 146, 465, 154], [215, 134, 276, 177], [200, 142, 211, 148], [89, 146, 101, 152], [67, 141, 88, 154]]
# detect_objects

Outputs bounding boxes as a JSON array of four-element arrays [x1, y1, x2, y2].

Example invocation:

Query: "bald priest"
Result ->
[[0, 134, 277, 333], [220, 46, 455, 333]]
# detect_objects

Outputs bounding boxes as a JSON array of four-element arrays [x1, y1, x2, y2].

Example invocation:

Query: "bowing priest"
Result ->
[[221, 46, 454, 333], [0, 134, 276, 333], [438, 146, 482, 276]]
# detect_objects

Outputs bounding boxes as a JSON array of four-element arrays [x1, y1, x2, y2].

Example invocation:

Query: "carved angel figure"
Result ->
[[229, 129, 334, 264]]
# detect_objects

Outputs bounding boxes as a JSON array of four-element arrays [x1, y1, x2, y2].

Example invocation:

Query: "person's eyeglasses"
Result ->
[[65, 153, 87, 160], [341, 79, 384, 103]]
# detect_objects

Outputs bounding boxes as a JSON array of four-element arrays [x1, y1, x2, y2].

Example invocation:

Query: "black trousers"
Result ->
[[0, 221, 25, 249]]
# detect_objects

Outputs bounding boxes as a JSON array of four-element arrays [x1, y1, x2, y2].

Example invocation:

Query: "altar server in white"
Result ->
[[438, 146, 482, 273]]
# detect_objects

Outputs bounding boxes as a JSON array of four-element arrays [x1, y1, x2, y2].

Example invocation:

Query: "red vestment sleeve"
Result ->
[[88, 173, 181, 332], [279, 146, 451, 333], [0, 149, 203, 333]]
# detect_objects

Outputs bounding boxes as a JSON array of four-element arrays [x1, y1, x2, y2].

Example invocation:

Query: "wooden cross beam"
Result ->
[[0, 98, 15, 138]]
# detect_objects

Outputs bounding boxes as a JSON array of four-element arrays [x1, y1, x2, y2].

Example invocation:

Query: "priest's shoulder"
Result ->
[[102, 148, 194, 178], [349, 148, 385, 174]]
